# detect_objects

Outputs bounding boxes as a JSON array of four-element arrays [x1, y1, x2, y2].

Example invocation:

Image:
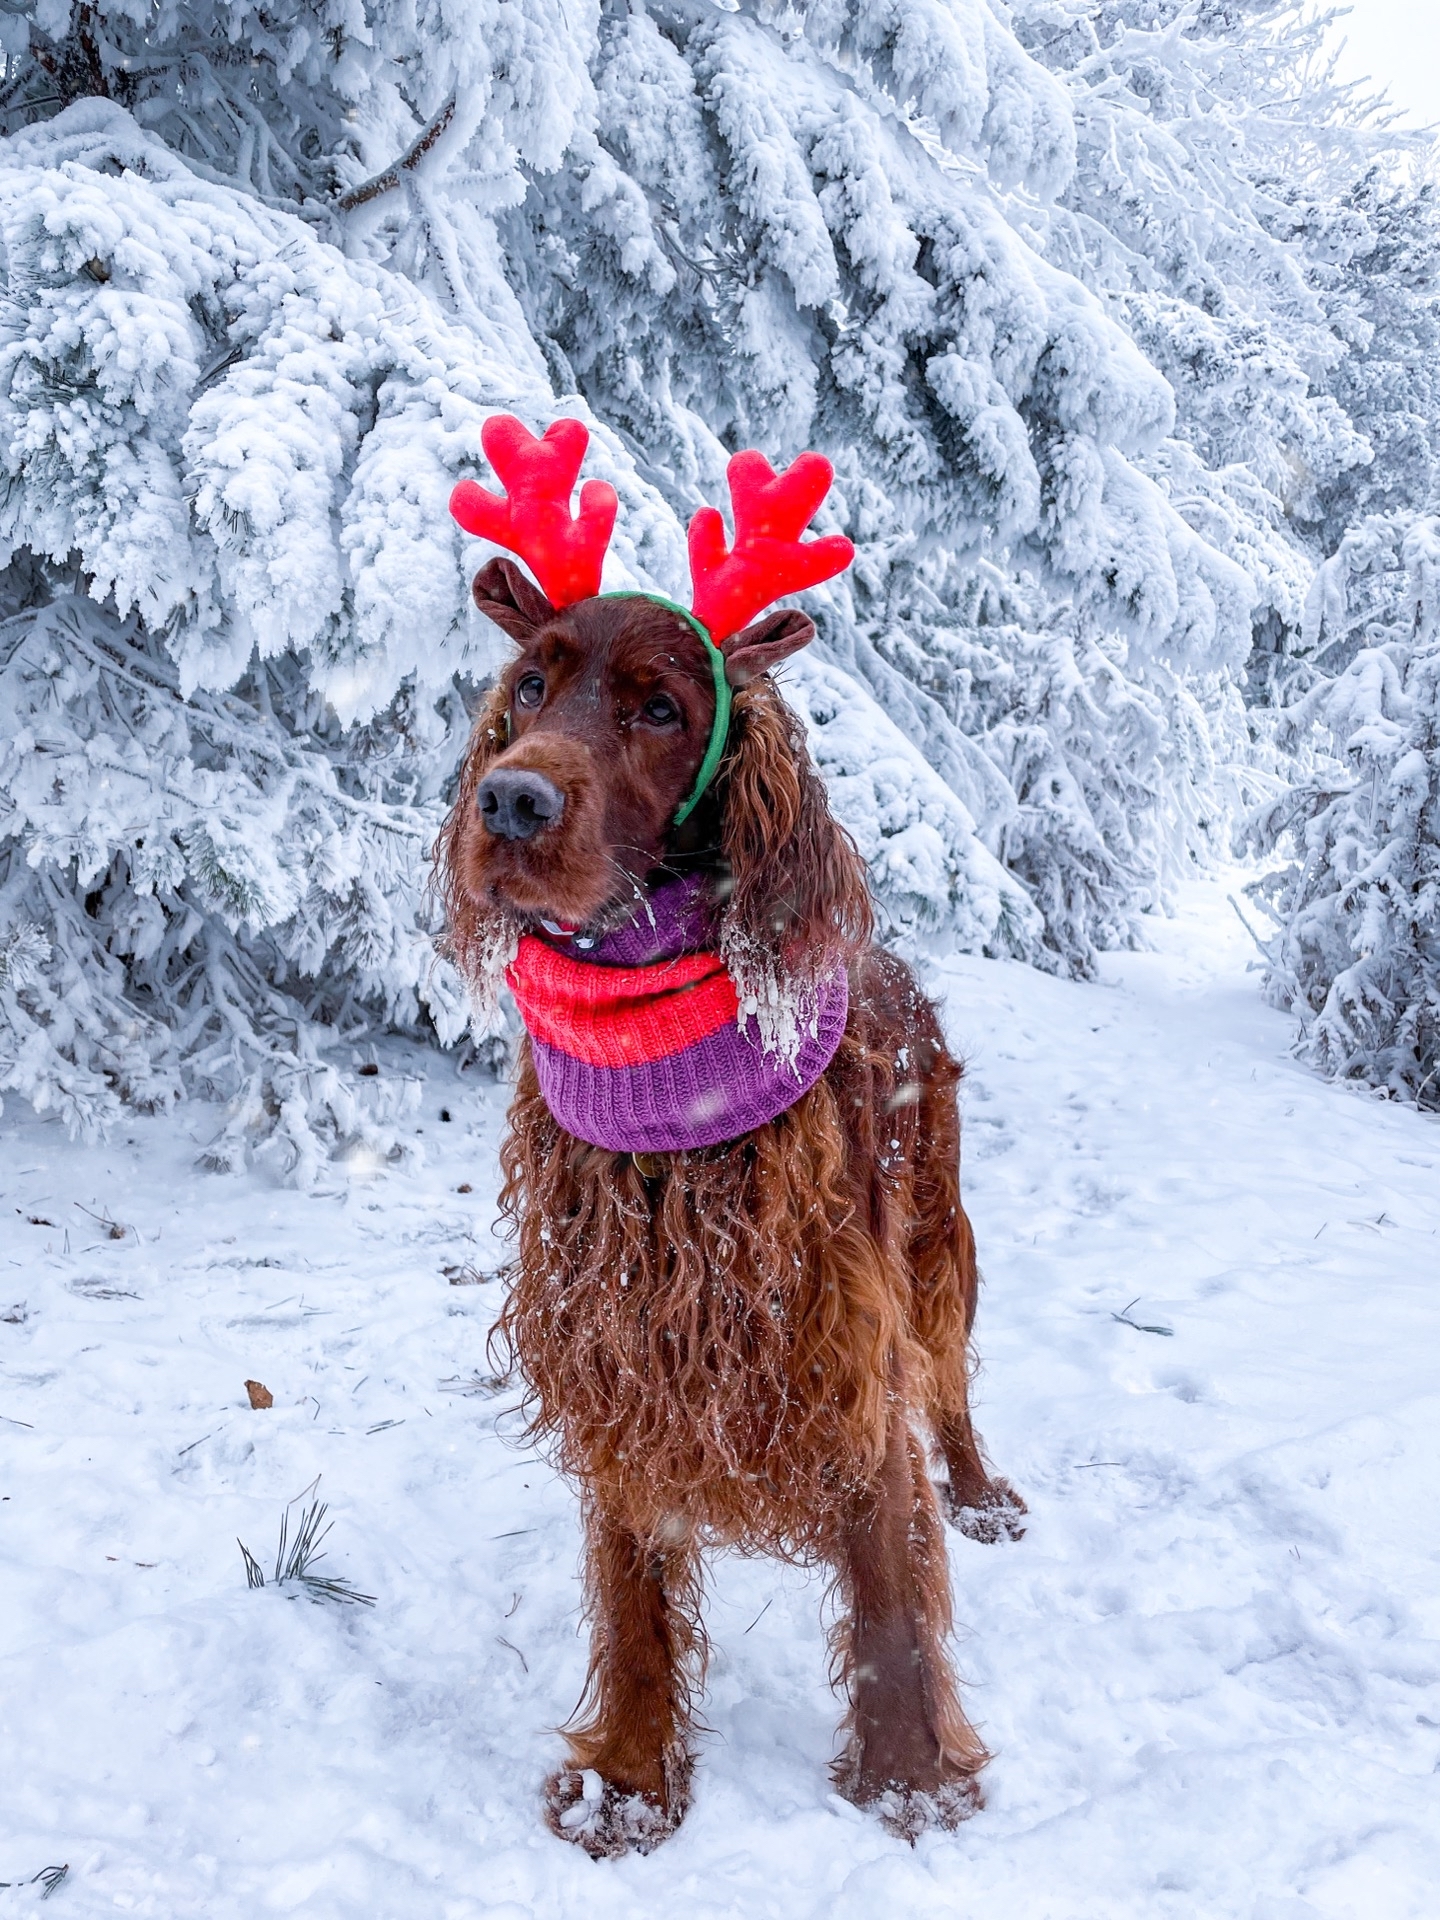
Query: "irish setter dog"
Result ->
[[436, 558, 1024, 1854]]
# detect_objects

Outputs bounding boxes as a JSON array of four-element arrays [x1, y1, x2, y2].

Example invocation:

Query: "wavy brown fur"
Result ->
[[717, 679, 873, 1002], [435, 584, 1024, 1852], [495, 1033, 896, 1559]]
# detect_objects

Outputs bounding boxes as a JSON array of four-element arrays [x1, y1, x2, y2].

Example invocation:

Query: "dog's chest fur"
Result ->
[[496, 1042, 916, 1555]]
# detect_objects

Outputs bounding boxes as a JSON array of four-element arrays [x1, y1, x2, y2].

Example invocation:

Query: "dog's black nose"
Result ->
[[476, 767, 565, 840]]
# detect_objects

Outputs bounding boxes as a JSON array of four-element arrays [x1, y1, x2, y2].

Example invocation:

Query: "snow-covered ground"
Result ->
[[1, 874, 1437, 1919]]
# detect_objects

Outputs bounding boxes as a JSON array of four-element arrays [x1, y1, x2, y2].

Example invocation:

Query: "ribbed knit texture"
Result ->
[[506, 873, 848, 1152], [508, 938, 738, 1067]]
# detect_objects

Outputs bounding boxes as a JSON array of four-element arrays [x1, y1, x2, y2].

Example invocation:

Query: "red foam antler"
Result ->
[[687, 449, 854, 643], [449, 414, 618, 607]]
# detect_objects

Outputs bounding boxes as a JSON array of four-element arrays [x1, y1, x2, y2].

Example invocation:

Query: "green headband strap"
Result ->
[[598, 591, 732, 826]]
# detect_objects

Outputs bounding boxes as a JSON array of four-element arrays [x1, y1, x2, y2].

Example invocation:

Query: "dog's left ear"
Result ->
[[721, 609, 816, 688]]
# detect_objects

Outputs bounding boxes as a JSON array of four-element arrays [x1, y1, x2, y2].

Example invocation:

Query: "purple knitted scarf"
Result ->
[[506, 873, 848, 1153]]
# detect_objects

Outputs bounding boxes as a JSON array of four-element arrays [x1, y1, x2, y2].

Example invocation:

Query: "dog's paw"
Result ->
[[866, 1772, 983, 1843], [943, 1474, 1027, 1543], [545, 1767, 683, 1858], [833, 1738, 985, 1843]]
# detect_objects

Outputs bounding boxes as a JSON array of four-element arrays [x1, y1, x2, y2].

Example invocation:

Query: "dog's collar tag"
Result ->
[[540, 918, 577, 937], [540, 917, 596, 950]]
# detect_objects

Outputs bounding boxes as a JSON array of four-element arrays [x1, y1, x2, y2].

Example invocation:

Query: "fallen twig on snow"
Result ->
[[0, 1862, 68, 1898], [74, 1202, 126, 1240], [1110, 1298, 1174, 1337], [439, 1371, 512, 1396]]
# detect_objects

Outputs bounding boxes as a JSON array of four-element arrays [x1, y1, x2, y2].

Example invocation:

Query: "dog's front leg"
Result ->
[[546, 1502, 700, 1857], [832, 1402, 989, 1839]]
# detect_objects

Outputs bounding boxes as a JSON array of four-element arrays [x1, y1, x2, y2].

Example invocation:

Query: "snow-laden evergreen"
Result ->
[[0, 0, 1437, 1146], [1012, 1, 1440, 1104], [0, 103, 498, 1163], [1014, 3, 1389, 683], [1244, 513, 1440, 1108], [1299, 169, 1440, 579]]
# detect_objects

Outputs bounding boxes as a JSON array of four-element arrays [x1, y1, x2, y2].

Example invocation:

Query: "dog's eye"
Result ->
[[641, 694, 679, 726], [514, 674, 545, 710]]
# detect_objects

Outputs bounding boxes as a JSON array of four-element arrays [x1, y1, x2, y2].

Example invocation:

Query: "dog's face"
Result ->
[[453, 579, 714, 929], [447, 559, 816, 930]]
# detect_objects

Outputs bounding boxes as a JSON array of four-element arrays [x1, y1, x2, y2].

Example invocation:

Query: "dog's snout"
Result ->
[[476, 767, 566, 840]]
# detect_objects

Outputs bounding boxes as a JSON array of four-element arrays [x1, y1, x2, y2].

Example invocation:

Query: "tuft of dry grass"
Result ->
[[238, 1491, 375, 1607]]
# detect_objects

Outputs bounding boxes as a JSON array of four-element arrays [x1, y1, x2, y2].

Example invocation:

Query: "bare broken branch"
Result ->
[[337, 96, 457, 212]]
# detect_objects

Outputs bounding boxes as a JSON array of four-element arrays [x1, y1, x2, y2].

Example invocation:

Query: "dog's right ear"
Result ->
[[471, 557, 557, 641]]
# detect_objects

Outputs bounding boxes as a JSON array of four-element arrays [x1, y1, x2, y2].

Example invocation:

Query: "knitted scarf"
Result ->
[[505, 873, 848, 1153]]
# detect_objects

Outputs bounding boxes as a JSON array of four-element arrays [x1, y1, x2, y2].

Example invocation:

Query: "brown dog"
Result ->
[[436, 557, 1024, 1854]]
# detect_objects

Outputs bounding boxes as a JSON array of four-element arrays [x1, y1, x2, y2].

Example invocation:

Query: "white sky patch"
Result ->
[[1326, 0, 1440, 129]]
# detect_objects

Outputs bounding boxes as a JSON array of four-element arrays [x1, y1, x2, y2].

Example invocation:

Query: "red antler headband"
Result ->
[[451, 414, 853, 820]]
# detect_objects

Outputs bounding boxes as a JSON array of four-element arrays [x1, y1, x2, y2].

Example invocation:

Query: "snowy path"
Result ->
[[1, 875, 1437, 1919]]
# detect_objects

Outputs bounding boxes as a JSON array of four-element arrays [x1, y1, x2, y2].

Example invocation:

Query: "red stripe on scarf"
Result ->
[[507, 934, 739, 1069]]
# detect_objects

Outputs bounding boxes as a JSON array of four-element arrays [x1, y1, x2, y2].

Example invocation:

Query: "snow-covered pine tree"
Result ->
[[1009, 3, 1440, 1080], [1014, 2, 1394, 692], [1243, 513, 1440, 1107], [1052, 9, 1440, 1108], [1305, 169, 1440, 562], [0, 105, 509, 1172]]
